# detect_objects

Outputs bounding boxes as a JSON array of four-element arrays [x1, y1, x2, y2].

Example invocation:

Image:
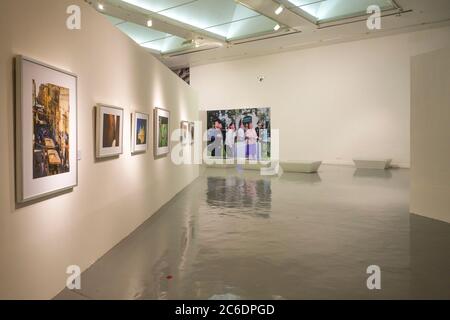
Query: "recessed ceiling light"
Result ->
[[147, 19, 153, 27], [275, 5, 284, 15], [274, 24, 281, 31]]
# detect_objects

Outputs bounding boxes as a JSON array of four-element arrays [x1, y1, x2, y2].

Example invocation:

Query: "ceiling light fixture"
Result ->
[[98, 3, 104, 10], [275, 5, 284, 15], [147, 19, 153, 27], [273, 24, 281, 31]]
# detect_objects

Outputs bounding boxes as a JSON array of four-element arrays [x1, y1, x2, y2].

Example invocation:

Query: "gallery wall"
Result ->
[[410, 47, 450, 224], [191, 26, 450, 168], [0, 0, 199, 299]]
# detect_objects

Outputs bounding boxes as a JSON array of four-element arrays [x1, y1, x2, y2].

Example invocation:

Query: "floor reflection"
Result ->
[[353, 168, 393, 179], [278, 172, 322, 184], [54, 165, 450, 300], [206, 176, 272, 218]]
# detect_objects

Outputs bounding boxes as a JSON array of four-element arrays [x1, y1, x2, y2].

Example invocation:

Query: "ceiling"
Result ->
[[87, 0, 450, 69]]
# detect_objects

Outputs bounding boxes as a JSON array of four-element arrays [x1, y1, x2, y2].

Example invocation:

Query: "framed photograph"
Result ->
[[15, 55, 78, 203], [154, 107, 170, 157], [96, 104, 124, 158], [131, 112, 149, 154], [180, 121, 189, 145], [207, 108, 271, 160], [189, 122, 195, 145]]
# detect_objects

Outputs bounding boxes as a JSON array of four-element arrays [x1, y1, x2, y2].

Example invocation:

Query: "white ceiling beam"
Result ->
[[236, 0, 317, 30], [87, 0, 227, 44]]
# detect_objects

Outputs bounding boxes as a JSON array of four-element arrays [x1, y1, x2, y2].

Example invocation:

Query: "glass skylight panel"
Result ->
[[141, 36, 191, 53], [105, 15, 124, 25], [120, 0, 196, 13], [207, 15, 279, 41], [104, 15, 189, 53], [116, 21, 172, 44], [122, 0, 278, 39], [286, 0, 396, 22]]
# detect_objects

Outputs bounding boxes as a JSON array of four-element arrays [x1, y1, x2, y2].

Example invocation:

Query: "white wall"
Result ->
[[0, 0, 199, 299], [410, 47, 450, 224], [191, 26, 450, 168]]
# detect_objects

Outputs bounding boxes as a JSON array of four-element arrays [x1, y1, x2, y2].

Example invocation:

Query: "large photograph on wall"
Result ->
[[154, 107, 170, 157], [15, 56, 78, 203], [207, 108, 271, 160]]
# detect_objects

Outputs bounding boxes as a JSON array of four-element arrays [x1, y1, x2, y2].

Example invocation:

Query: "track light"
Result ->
[[274, 24, 281, 31], [98, 3, 104, 10], [147, 19, 153, 27], [275, 5, 284, 15]]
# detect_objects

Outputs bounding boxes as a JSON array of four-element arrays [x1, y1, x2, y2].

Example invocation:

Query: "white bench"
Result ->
[[261, 162, 282, 176], [280, 161, 322, 173], [353, 158, 392, 170]]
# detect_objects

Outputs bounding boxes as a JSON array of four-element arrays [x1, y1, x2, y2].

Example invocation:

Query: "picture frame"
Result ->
[[15, 55, 78, 203], [180, 120, 189, 145], [154, 107, 170, 157], [96, 104, 124, 158], [189, 121, 195, 145], [207, 108, 271, 161], [131, 111, 150, 154]]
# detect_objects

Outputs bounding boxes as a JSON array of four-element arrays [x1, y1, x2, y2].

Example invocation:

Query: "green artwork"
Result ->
[[159, 116, 169, 148]]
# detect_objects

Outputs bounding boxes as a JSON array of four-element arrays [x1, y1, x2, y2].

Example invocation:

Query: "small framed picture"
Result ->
[[180, 121, 189, 145], [131, 112, 150, 154], [154, 107, 170, 157], [96, 104, 124, 158], [189, 122, 195, 145]]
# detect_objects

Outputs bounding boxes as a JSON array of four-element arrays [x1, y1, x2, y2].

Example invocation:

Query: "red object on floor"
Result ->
[[166, 275, 173, 280]]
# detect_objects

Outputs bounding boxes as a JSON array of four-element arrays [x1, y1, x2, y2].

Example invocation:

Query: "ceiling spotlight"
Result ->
[[147, 19, 153, 27], [98, 3, 104, 10], [275, 5, 284, 15], [274, 24, 281, 31]]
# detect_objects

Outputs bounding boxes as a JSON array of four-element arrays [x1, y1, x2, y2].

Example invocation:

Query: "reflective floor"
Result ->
[[55, 165, 450, 300]]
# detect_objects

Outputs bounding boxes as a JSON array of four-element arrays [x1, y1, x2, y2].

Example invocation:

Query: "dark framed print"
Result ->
[[189, 121, 195, 145], [180, 120, 189, 145], [96, 104, 124, 158]]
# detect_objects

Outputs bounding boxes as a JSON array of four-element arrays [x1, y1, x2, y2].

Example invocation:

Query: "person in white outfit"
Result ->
[[246, 122, 258, 160], [225, 123, 236, 159], [236, 121, 246, 160]]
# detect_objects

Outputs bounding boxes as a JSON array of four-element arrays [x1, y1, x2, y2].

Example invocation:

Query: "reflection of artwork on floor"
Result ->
[[16, 56, 78, 203], [32, 80, 70, 179], [102, 114, 120, 148], [154, 108, 170, 157], [206, 176, 272, 218], [96, 104, 124, 158], [207, 108, 271, 160], [159, 116, 169, 148], [132, 112, 149, 154]]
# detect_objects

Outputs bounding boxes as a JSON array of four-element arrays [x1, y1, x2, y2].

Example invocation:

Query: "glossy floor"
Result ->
[[55, 165, 450, 300]]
